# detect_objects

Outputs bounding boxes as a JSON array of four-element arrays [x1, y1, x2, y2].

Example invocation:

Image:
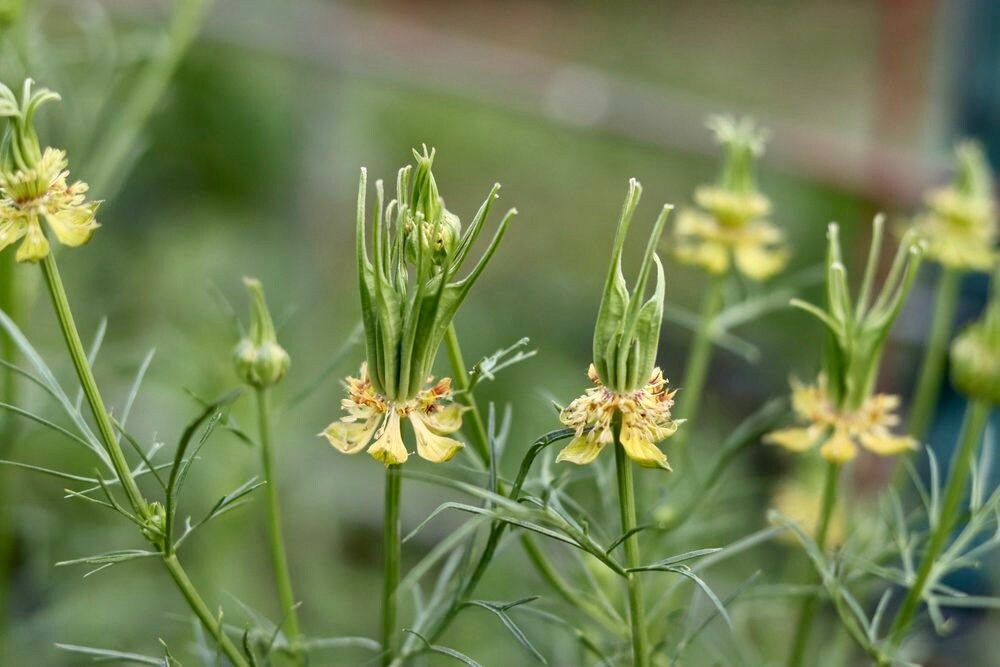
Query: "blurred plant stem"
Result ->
[[787, 461, 839, 667], [444, 324, 489, 461], [84, 0, 212, 197], [906, 268, 961, 440], [0, 251, 19, 654], [673, 272, 726, 462], [254, 387, 302, 660], [382, 464, 402, 666], [885, 399, 991, 655], [39, 251, 248, 667], [614, 416, 649, 667]]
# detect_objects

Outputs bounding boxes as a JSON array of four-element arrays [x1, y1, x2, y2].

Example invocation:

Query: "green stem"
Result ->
[[163, 554, 248, 667], [443, 324, 489, 461], [674, 274, 726, 458], [40, 254, 145, 513], [907, 268, 961, 440], [255, 388, 302, 657], [787, 461, 840, 667], [887, 399, 991, 649], [0, 250, 18, 655], [382, 464, 402, 666], [614, 418, 649, 667], [40, 253, 248, 667]]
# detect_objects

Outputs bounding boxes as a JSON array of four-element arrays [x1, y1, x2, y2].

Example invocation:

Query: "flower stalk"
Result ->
[[786, 461, 840, 667], [614, 416, 650, 667], [382, 463, 402, 666]]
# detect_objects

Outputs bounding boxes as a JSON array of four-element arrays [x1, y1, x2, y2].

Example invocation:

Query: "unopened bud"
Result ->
[[233, 277, 290, 388], [951, 276, 1000, 404]]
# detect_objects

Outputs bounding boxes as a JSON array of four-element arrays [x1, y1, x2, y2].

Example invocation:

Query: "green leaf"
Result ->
[[627, 548, 722, 572], [403, 629, 481, 667], [464, 598, 546, 663], [55, 643, 164, 665]]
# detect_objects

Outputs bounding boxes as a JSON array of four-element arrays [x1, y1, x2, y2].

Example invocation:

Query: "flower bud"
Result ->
[[233, 277, 290, 388], [140, 501, 166, 546], [951, 275, 1000, 404]]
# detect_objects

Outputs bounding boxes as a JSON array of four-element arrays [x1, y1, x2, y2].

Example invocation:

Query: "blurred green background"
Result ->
[[0, 0, 996, 664]]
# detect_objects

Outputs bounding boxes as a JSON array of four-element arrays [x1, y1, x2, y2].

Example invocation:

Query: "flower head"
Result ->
[[0, 80, 99, 263], [558, 364, 680, 469], [911, 141, 996, 272], [233, 277, 291, 388], [764, 376, 915, 463], [321, 364, 464, 465], [674, 116, 787, 280]]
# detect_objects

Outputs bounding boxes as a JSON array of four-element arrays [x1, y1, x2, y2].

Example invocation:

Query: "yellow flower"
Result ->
[[557, 364, 681, 470], [911, 142, 996, 272], [772, 472, 845, 547], [764, 376, 916, 464], [321, 364, 464, 465], [0, 147, 99, 263]]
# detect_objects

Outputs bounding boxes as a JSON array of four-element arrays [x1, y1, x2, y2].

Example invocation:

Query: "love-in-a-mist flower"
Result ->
[[322, 148, 514, 465], [0, 80, 99, 263], [911, 141, 996, 272], [558, 179, 681, 469], [765, 216, 923, 463], [674, 116, 787, 280]]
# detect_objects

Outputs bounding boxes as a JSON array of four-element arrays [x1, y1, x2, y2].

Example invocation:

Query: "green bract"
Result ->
[[791, 216, 924, 410], [233, 277, 290, 388], [357, 148, 515, 402], [708, 114, 767, 198], [951, 272, 1000, 404], [0, 78, 60, 172], [592, 179, 671, 393]]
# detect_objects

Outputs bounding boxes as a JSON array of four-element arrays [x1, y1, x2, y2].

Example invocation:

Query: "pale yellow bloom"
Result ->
[[772, 473, 845, 547], [321, 364, 464, 465], [558, 364, 680, 469], [674, 187, 787, 280], [913, 185, 996, 271], [764, 376, 916, 464], [0, 147, 99, 262]]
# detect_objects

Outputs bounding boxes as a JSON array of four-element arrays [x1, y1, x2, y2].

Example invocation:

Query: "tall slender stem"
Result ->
[[787, 461, 840, 667], [382, 464, 402, 666], [614, 418, 649, 667], [255, 387, 302, 657], [40, 254, 145, 513], [674, 274, 726, 459], [0, 251, 19, 654], [887, 399, 991, 649], [163, 554, 248, 666], [39, 253, 248, 667], [907, 268, 961, 440]]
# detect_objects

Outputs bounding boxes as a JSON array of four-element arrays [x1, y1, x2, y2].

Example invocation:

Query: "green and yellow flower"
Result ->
[[0, 80, 99, 263], [558, 364, 679, 469], [911, 141, 996, 272], [765, 376, 915, 464], [322, 364, 464, 465], [674, 116, 787, 280]]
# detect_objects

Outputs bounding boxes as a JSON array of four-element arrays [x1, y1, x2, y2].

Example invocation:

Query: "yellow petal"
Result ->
[[819, 429, 857, 464], [15, 220, 49, 263], [763, 427, 819, 453], [422, 404, 463, 434], [411, 412, 463, 463], [675, 241, 729, 275], [0, 218, 26, 254], [620, 426, 671, 470], [734, 241, 787, 281], [858, 430, 917, 457], [555, 435, 604, 465], [653, 419, 681, 441], [321, 416, 380, 454], [368, 412, 408, 465], [43, 204, 99, 247]]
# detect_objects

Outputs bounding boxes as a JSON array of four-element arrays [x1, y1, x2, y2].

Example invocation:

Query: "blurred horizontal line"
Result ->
[[105, 0, 950, 203]]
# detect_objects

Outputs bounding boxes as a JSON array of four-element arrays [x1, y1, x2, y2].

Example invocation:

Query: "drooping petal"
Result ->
[[321, 415, 381, 454], [734, 240, 787, 281], [620, 425, 671, 470], [43, 204, 99, 247], [368, 412, 408, 465], [555, 435, 605, 465], [858, 430, 917, 457], [819, 428, 857, 464], [15, 219, 49, 263], [763, 426, 820, 453], [421, 404, 463, 434], [411, 412, 463, 463], [0, 217, 26, 254]]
